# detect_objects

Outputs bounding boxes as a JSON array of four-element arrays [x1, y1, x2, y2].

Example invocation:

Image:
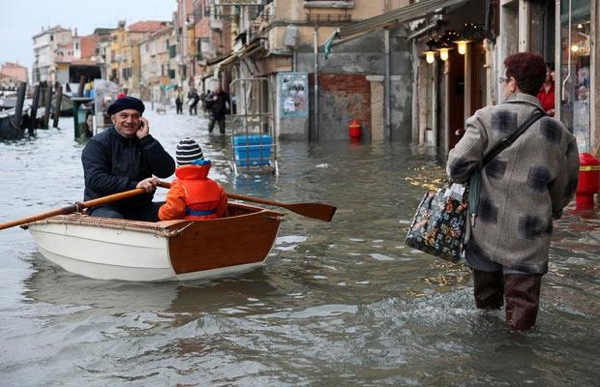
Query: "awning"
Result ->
[[217, 53, 240, 69], [206, 41, 264, 69], [201, 73, 215, 81], [335, 0, 469, 42], [206, 52, 234, 67]]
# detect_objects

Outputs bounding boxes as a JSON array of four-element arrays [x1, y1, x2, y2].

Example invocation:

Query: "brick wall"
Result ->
[[309, 73, 371, 140]]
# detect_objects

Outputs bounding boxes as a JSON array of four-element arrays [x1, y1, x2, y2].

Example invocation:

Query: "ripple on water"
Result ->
[[1, 111, 599, 385]]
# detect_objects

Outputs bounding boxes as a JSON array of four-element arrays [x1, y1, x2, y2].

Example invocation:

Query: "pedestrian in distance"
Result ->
[[200, 89, 210, 117], [159, 138, 228, 221], [446, 52, 580, 331], [205, 85, 231, 135], [175, 85, 184, 115], [188, 88, 200, 115], [537, 62, 555, 117], [81, 96, 176, 222]]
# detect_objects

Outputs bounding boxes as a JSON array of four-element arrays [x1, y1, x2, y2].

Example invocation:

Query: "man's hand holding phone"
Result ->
[[136, 117, 149, 139]]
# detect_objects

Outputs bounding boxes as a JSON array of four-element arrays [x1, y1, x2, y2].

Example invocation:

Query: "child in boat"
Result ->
[[158, 138, 228, 220]]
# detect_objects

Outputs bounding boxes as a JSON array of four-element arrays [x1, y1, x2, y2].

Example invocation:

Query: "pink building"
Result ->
[[0, 62, 28, 85]]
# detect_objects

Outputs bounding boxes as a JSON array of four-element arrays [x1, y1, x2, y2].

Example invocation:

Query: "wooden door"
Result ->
[[448, 43, 486, 150], [448, 50, 465, 150]]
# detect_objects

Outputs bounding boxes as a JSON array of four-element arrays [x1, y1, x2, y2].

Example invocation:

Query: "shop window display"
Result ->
[[559, 0, 590, 153]]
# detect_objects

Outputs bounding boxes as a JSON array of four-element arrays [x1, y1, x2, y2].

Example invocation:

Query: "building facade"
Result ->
[[408, 0, 597, 156], [32, 26, 74, 85], [196, 0, 414, 141], [109, 20, 171, 96], [139, 25, 177, 102], [27, 1, 599, 159], [0, 62, 28, 88]]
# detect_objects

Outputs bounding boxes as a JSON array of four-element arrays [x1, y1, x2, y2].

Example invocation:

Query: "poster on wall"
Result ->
[[279, 72, 308, 118]]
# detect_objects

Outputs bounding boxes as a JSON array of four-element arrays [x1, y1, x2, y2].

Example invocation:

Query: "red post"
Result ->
[[349, 119, 361, 142], [576, 153, 600, 210]]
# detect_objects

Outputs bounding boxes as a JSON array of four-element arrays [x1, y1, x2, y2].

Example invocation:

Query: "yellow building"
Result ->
[[110, 20, 171, 96]]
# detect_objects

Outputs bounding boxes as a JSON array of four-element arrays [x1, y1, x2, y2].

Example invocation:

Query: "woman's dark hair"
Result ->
[[504, 53, 547, 95]]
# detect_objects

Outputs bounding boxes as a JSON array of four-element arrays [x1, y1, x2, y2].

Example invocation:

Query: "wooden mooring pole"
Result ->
[[13, 82, 26, 131], [28, 85, 41, 136], [77, 76, 85, 97], [43, 83, 53, 129], [53, 82, 62, 128]]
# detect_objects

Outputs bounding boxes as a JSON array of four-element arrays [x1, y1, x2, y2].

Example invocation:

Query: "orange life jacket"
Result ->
[[158, 162, 227, 221]]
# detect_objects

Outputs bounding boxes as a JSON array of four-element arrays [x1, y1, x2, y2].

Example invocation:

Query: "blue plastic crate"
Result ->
[[233, 135, 272, 166]]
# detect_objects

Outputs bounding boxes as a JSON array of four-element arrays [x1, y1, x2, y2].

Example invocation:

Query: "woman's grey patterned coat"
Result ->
[[447, 93, 580, 274]]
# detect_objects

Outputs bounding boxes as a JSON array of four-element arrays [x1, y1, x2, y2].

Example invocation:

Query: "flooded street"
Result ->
[[0, 108, 598, 386]]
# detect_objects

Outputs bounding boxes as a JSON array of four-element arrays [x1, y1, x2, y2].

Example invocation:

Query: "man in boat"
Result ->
[[158, 138, 227, 220], [81, 96, 176, 221]]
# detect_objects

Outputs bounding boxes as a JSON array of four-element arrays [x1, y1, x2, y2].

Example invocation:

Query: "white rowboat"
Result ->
[[24, 203, 284, 282]]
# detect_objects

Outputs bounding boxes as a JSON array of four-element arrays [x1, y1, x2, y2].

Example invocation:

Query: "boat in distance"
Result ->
[[23, 202, 284, 282]]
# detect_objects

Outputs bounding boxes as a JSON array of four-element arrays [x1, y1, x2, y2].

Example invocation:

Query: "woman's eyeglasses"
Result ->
[[498, 76, 510, 84]]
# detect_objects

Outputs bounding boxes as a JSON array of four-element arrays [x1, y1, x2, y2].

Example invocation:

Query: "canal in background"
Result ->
[[0, 108, 598, 386]]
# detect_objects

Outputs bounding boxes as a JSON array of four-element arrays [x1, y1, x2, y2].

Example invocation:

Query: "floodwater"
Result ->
[[0, 107, 598, 386]]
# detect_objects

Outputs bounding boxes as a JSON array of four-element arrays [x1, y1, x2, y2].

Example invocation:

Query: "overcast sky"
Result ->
[[0, 0, 176, 79]]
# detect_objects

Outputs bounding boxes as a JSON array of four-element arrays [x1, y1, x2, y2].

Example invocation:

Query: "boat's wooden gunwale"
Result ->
[[29, 202, 284, 237], [24, 202, 285, 281]]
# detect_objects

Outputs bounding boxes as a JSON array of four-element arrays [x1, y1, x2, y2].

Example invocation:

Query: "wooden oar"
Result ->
[[157, 181, 336, 222], [0, 188, 148, 231], [227, 192, 336, 222]]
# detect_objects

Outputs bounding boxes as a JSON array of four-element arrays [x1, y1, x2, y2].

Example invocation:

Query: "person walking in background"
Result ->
[[188, 88, 200, 115], [537, 62, 555, 116], [205, 85, 231, 135], [200, 89, 210, 117], [159, 138, 227, 221], [81, 96, 176, 222], [446, 53, 579, 331], [174, 86, 184, 115]]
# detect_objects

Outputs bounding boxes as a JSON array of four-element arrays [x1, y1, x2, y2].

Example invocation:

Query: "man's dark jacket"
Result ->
[[81, 126, 175, 213], [204, 91, 231, 120]]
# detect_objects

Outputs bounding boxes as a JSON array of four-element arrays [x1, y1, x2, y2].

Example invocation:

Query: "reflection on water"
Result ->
[[0, 111, 599, 385]]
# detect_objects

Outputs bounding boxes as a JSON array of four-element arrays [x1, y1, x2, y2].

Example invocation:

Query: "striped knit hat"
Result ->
[[176, 138, 204, 165]]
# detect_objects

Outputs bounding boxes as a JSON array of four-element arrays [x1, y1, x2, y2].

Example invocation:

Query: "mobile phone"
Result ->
[[138, 121, 144, 129]]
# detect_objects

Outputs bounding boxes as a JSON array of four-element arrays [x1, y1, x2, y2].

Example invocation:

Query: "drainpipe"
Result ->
[[590, 0, 597, 152], [464, 43, 472, 122], [483, 38, 494, 107], [443, 60, 450, 154], [554, 0, 561, 121], [384, 28, 391, 141], [411, 40, 421, 144], [384, 3, 392, 140], [431, 60, 438, 147], [293, 49, 297, 72], [313, 26, 319, 141], [518, 0, 531, 51]]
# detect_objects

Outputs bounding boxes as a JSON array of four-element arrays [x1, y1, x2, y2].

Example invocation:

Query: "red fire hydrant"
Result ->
[[576, 152, 600, 210], [349, 119, 361, 141]]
